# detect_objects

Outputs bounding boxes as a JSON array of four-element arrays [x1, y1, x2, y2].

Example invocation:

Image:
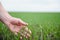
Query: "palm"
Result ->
[[4, 17, 31, 39]]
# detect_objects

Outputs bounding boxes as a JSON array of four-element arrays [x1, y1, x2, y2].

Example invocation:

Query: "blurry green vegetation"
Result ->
[[0, 12, 60, 40]]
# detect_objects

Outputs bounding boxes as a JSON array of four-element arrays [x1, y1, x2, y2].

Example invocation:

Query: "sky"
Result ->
[[1, 0, 60, 12]]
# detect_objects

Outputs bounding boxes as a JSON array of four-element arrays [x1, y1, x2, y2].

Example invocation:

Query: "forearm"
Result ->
[[0, 2, 12, 21]]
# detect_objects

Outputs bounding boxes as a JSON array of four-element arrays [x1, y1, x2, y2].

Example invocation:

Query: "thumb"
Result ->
[[17, 19, 28, 26]]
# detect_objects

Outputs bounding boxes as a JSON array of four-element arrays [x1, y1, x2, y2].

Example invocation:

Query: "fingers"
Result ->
[[20, 27, 31, 39], [20, 32, 30, 39], [24, 27, 32, 34], [13, 26, 31, 39], [24, 27, 31, 38], [10, 18, 28, 26], [17, 19, 28, 26], [20, 36, 23, 40]]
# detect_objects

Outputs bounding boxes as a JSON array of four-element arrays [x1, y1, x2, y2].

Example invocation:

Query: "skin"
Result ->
[[0, 2, 31, 39]]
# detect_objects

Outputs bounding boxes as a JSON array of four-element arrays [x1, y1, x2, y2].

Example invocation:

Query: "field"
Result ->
[[0, 12, 60, 40]]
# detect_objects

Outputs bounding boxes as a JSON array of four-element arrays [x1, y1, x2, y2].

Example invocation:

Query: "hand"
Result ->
[[0, 3, 31, 39], [1, 17, 31, 39]]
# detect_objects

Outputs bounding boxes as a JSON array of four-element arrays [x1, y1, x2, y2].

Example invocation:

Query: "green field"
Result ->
[[0, 12, 60, 40]]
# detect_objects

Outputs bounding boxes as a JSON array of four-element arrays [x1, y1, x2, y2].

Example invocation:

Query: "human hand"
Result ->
[[0, 3, 31, 39], [1, 17, 31, 39]]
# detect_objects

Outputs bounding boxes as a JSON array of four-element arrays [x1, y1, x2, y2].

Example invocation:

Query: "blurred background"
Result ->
[[0, 0, 60, 40]]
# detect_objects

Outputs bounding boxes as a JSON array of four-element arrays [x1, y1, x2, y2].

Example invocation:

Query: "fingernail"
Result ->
[[27, 33, 30, 37], [20, 36, 22, 40], [29, 29, 32, 34]]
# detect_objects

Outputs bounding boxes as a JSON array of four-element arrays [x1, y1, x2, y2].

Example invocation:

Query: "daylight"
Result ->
[[0, 0, 60, 40], [1, 0, 60, 12]]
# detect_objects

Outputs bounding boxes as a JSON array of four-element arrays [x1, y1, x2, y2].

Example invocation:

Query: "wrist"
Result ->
[[0, 13, 12, 22]]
